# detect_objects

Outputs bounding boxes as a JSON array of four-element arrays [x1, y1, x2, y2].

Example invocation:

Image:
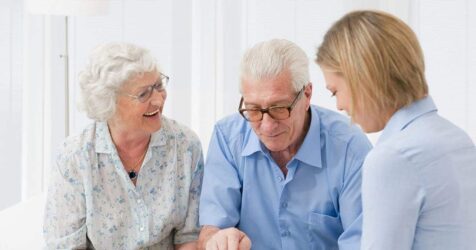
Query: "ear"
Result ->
[[305, 83, 313, 98], [305, 83, 313, 110]]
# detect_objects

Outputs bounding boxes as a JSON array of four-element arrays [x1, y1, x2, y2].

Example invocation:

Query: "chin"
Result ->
[[360, 122, 384, 133], [256, 130, 290, 152], [150, 122, 162, 133], [261, 139, 288, 152]]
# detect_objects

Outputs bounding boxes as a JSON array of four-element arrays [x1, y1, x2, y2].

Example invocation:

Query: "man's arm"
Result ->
[[199, 125, 242, 230], [337, 134, 372, 250]]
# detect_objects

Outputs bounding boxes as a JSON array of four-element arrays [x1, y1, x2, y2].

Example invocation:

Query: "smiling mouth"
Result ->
[[143, 108, 161, 117], [263, 132, 283, 138]]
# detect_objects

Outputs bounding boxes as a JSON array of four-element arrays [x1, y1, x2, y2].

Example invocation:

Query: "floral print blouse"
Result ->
[[43, 117, 204, 249]]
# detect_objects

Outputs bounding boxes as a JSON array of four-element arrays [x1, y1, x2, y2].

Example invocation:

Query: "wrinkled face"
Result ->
[[321, 68, 382, 133], [241, 70, 312, 152], [111, 71, 166, 135]]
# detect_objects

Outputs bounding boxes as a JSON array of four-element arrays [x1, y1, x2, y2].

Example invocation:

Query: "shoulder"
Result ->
[[55, 123, 98, 177], [161, 116, 202, 152], [212, 113, 252, 144], [60, 123, 97, 160], [215, 113, 250, 135], [381, 112, 474, 165], [362, 143, 422, 201], [313, 105, 372, 157]]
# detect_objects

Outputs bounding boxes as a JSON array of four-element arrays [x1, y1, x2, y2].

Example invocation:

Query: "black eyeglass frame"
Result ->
[[238, 87, 305, 122], [123, 73, 170, 103]]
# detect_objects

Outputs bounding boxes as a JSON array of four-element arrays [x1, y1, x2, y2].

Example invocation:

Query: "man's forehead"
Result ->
[[242, 88, 295, 106]]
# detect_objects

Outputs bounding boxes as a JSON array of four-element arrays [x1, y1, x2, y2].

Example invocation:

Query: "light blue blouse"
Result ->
[[43, 117, 204, 250], [361, 96, 476, 250]]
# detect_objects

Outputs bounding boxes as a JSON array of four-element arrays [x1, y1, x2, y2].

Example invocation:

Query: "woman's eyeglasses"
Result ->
[[123, 73, 169, 103]]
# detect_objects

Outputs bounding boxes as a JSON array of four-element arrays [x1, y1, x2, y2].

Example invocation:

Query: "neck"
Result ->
[[270, 109, 311, 171], [107, 122, 150, 155]]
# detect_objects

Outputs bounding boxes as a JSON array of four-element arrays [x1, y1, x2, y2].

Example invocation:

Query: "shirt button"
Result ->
[[281, 231, 290, 237], [137, 199, 142, 204], [140, 226, 144, 231], [277, 176, 284, 182], [281, 202, 288, 208]]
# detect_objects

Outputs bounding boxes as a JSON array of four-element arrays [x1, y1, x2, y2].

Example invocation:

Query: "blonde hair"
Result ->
[[316, 10, 428, 120]]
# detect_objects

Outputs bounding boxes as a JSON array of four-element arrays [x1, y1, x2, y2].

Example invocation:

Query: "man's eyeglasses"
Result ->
[[238, 87, 304, 122], [124, 73, 169, 103]]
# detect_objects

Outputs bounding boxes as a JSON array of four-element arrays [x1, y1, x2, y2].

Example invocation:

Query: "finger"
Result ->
[[227, 231, 241, 250], [215, 231, 229, 250], [239, 234, 252, 250], [206, 238, 219, 250]]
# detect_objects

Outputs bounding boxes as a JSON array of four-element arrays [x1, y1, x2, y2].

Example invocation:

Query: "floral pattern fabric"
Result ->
[[43, 117, 204, 250]]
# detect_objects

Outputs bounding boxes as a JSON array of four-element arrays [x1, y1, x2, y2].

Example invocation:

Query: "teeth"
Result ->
[[144, 109, 160, 116]]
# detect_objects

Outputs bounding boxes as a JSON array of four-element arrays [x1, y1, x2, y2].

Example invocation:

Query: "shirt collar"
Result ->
[[149, 118, 168, 147], [294, 107, 322, 168], [95, 121, 115, 154], [241, 107, 322, 168], [378, 96, 437, 145], [241, 125, 263, 156], [94, 118, 168, 154]]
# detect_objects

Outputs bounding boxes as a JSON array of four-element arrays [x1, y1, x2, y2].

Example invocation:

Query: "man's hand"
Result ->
[[198, 226, 251, 250]]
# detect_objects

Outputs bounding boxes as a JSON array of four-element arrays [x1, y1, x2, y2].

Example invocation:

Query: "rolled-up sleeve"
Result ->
[[338, 134, 372, 250], [43, 150, 87, 249], [174, 143, 204, 244], [199, 125, 242, 228]]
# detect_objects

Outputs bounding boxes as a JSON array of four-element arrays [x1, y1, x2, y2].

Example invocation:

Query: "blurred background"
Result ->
[[0, 0, 475, 218]]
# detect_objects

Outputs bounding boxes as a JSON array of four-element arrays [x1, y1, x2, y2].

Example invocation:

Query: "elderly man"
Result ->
[[198, 39, 372, 250]]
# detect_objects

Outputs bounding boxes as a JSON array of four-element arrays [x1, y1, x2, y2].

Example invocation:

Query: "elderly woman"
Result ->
[[43, 43, 203, 249], [316, 10, 476, 250]]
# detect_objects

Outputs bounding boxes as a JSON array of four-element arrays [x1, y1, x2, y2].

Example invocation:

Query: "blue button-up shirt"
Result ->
[[361, 96, 476, 250], [200, 105, 372, 249]]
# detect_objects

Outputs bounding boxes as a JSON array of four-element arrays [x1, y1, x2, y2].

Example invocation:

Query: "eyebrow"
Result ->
[[135, 80, 160, 91], [243, 98, 293, 108]]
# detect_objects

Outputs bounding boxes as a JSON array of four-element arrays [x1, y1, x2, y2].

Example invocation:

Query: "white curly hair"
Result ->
[[77, 42, 159, 121]]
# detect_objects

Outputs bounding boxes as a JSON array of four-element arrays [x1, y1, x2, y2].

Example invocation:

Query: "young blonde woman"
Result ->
[[316, 10, 476, 250]]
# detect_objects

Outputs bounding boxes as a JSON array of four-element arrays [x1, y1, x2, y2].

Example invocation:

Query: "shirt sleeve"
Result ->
[[199, 125, 242, 228], [337, 134, 372, 250], [174, 141, 205, 244], [361, 146, 424, 250], [43, 148, 88, 249]]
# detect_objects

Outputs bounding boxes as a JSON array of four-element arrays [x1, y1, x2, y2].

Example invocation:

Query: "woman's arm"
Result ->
[[43, 150, 88, 249], [361, 147, 423, 250], [175, 241, 197, 250]]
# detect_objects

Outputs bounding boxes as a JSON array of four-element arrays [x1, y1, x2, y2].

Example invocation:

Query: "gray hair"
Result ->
[[78, 42, 159, 121], [240, 39, 310, 93]]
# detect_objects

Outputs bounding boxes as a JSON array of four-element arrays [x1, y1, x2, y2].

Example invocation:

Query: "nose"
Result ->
[[259, 113, 278, 133], [150, 88, 166, 106]]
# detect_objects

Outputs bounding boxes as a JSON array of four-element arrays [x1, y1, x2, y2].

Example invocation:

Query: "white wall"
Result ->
[[0, 0, 23, 211], [67, 0, 476, 151], [416, 0, 476, 141]]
